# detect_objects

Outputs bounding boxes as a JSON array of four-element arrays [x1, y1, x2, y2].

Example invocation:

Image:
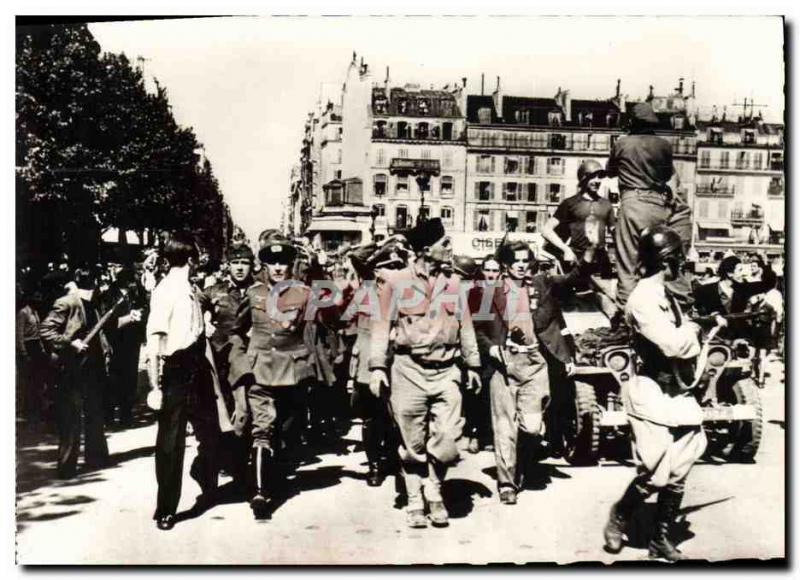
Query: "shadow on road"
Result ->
[[443, 478, 492, 519]]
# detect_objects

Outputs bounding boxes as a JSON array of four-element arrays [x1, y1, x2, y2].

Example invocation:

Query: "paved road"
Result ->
[[16, 359, 785, 565]]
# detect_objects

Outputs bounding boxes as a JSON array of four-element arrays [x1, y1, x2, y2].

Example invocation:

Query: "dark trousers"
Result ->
[[463, 367, 492, 445], [352, 381, 397, 467], [19, 340, 49, 422], [56, 360, 109, 477], [107, 345, 141, 425], [247, 382, 309, 463], [542, 348, 574, 451], [154, 343, 220, 519]]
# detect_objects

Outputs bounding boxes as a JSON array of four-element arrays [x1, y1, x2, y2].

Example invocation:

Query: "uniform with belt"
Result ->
[[606, 102, 693, 309], [370, 258, 481, 522]]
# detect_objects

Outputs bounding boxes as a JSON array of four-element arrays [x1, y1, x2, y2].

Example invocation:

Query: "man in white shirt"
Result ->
[[146, 232, 220, 531]]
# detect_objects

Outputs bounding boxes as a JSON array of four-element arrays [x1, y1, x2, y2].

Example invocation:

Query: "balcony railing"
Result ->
[[695, 184, 735, 197], [730, 209, 765, 226]]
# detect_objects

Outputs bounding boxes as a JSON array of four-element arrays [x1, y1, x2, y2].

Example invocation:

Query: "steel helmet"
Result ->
[[638, 225, 684, 275], [577, 159, 607, 184], [452, 255, 479, 279]]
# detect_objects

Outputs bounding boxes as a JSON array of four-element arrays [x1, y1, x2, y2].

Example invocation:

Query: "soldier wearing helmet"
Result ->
[[603, 225, 726, 561], [542, 158, 615, 274]]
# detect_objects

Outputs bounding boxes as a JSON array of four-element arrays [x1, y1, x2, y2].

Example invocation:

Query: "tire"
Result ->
[[729, 379, 764, 462], [565, 381, 600, 466]]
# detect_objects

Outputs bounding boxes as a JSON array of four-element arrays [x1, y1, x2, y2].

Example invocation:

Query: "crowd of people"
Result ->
[[15, 101, 785, 562]]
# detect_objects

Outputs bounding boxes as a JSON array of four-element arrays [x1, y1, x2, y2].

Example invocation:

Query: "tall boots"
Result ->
[[250, 447, 272, 519], [649, 485, 688, 562], [362, 418, 385, 487], [604, 477, 651, 553]]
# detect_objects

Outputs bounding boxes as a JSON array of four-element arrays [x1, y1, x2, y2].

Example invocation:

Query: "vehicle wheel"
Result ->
[[728, 379, 763, 462], [565, 381, 600, 466]]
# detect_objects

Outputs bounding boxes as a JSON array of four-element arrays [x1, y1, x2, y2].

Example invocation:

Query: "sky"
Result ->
[[88, 16, 785, 244]]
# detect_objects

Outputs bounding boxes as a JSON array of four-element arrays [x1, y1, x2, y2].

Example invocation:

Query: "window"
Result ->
[[440, 206, 454, 226], [395, 205, 409, 229], [548, 111, 562, 126], [396, 174, 409, 195], [606, 112, 620, 127], [442, 122, 454, 140], [430, 125, 440, 140], [374, 203, 386, 217], [504, 182, 520, 202], [373, 174, 387, 196], [398, 99, 408, 115], [549, 134, 567, 150], [421, 149, 432, 160], [671, 116, 685, 130], [709, 129, 723, 146], [700, 151, 710, 168], [373, 121, 387, 138], [752, 152, 763, 170], [475, 181, 494, 201], [334, 169, 342, 179], [476, 155, 495, 173], [418, 99, 429, 115], [719, 151, 730, 169], [515, 109, 530, 124], [525, 211, 538, 232], [547, 157, 564, 176], [440, 175, 454, 196], [415, 123, 429, 140], [417, 176, 431, 194], [736, 151, 749, 170], [698, 199, 709, 218], [770, 152, 784, 171], [442, 149, 453, 168], [505, 211, 519, 232], [477, 107, 492, 124], [718, 200, 729, 220], [376, 148, 386, 166], [743, 130, 756, 145], [526, 183, 537, 202], [398, 148, 409, 159], [336, 149, 342, 164], [397, 122, 410, 139], [504, 156, 520, 175], [525, 156, 537, 175], [768, 177, 784, 196], [418, 206, 431, 221], [548, 183, 562, 203], [474, 209, 492, 231]]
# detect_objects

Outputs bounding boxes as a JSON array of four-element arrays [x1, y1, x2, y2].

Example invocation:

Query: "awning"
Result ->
[[696, 221, 732, 234], [770, 222, 785, 232], [306, 219, 369, 233]]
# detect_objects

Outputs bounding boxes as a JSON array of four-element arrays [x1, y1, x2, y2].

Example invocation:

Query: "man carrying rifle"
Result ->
[[41, 266, 113, 479]]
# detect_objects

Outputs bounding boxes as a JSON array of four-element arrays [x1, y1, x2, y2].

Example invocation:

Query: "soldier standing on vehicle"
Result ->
[[603, 225, 726, 561], [370, 218, 482, 529], [606, 102, 693, 313], [227, 233, 317, 519], [200, 244, 256, 491]]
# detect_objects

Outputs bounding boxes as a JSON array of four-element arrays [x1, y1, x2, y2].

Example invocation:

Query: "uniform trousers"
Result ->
[[389, 354, 463, 510], [615, 189, 693, 309], [489, 349, 550, 491], [154, 340, 220, 519], [247, 381, 309, 462]]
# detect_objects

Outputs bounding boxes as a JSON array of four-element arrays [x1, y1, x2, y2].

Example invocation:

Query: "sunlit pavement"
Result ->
[[16, 358, 784, 565]]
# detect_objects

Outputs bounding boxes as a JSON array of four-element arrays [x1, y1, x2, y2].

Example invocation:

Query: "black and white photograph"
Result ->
[[13, 13, 786, 565]]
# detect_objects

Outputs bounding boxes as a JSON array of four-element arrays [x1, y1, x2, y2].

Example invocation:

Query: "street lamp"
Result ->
[[416, 173, 430, 225]]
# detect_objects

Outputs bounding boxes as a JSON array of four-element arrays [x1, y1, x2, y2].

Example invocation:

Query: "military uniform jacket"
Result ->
[[228, 280, 315, 388], [200, 276, 251, 353], [40, 291, 111, 370], [369, 260, 481, 370]]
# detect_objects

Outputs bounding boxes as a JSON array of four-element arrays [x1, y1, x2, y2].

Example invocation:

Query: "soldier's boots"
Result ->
[[649, 488, 688, 562], [604, 478, 650, 553], [366, 461, 385, 487], [427, 501, 449, 528], [250, 447, 273, 519], [406, 509, 428, 528]]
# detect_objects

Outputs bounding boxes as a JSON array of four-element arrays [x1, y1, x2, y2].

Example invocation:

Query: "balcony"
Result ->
[[730, 209, 765, 227], [389, 158, 441, 176], [695, 184, 735, 197]]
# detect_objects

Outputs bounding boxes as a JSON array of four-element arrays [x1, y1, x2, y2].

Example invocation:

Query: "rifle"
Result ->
[[69, 290, 128, 368]]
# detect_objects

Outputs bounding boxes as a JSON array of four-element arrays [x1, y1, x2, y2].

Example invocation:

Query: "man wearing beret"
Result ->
[[370, 219, 482, 528], [606, 102, 693, 313], [200, 244, 256, 491], [227, 233, 316, 518]]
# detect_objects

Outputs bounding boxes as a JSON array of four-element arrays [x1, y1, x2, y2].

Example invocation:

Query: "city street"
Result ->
[[16, 359, 785, 565]]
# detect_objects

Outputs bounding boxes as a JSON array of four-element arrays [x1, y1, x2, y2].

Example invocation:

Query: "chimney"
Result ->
[[616, 78, 621, 99], [385, 66, 390, 86], [678, 77, 684, 96], [492, 76, 503, 118], [691, 81, 696, 98], [648, 85, 654, 100], [555, 87, 572, 122], [462, 77, 467, 89]]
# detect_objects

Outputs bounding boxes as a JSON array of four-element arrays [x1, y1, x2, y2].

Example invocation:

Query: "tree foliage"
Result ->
[[16, 23, 234, 265]]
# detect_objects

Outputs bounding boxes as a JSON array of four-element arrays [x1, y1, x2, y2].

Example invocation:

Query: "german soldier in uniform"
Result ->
[[370, 219, 482, 528], [603, 226, 721, 561], [228, 233, 316, 518], [200, 244, 256, 489]]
